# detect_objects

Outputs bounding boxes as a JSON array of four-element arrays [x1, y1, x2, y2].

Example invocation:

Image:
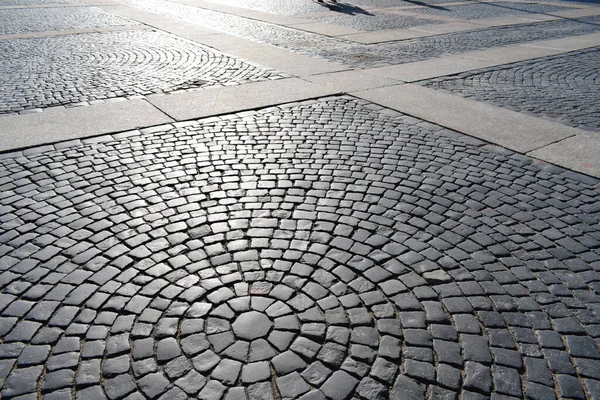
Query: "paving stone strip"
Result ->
[[419, 47, 600, 133], [0, 30, 287, 114], [0, 96, 599, 399]]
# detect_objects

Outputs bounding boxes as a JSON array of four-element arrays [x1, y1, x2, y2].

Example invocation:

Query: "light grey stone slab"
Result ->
[[548, 7, 600, 18], [410, 21, 486, 35], [339, 28, 432, 44], [0, 100, 173, 152], [369, 56, 496, 82], [304, 69, 402, 91], [521, 32, 600, 51], [195, 34, 349, 76], [528, 133, 600, 178], [147, 78, 340, 121], [352, 84, 581, 153], [385, 9, 463, 22], [287, 21, 364, 36], [472, 15, 556, 26], [459, 45, 565, 64]]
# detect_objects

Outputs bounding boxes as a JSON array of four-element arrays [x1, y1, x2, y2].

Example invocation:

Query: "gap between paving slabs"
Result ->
[[1, 93, 597, 187]]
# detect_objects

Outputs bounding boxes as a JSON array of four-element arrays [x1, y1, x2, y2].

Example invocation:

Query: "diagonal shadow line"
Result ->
[[422, 0, 600, 23], [314, 0, 375, 15]]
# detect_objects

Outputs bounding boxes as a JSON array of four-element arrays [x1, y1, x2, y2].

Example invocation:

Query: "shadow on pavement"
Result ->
[[315, 1, 375, 15]]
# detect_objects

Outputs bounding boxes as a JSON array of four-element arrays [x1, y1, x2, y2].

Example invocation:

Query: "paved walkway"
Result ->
[[0, 0, 599, 399]]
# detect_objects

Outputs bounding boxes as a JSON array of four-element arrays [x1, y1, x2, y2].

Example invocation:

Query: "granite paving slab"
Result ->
[[0, 30, 286, 114], [0, 96, 599, 399], [419, 47, 600, 132]]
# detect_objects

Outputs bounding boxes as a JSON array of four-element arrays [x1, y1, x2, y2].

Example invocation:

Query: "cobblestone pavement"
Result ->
[[324, 16, 600, 66], [1, 97, 599, 399], [117, 0, 600, 68], [419, 47, 600, 133], [312, 2, 576, 30], [0, 30, 286, 114], [200, 0, 454, 16], [0, 7, 139, 35], [405, 2, 574, 20], [311, 12, 444, 32], [0, 0, 82, 5], [200, 0, 544, 15]]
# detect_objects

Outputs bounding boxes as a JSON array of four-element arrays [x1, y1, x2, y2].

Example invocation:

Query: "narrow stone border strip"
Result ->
[[146, 78, 342, 121], [352, 84, 600, 177], [528, 133, 600, 177], [0, 99, 173, 152], [522, 32, 600, 50]]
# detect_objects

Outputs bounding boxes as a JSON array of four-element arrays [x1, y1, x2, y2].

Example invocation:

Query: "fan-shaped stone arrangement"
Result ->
[[0, 30, 285, 114], [0, 97, 599, 399], [421, 47, 600, 132]]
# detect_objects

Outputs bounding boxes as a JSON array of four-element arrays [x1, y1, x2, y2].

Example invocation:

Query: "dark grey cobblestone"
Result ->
[[419, 47, 600, 132], [117, 0, 600, 68], [0, 30, 286, 114], [1, 96, 600, 398], [0, 6, 139, 35]]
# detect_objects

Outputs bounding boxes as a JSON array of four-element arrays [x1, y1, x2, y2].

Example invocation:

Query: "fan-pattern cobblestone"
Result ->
[[420, 47, 600, 132], [0, 97, 599, 399]]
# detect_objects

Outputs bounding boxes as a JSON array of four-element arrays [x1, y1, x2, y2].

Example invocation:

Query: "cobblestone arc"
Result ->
[[0, 97, 600, 400], [0, 7, 139, 35], [406, 2, 574, 20], [420, 47, 600, 132], [0, 30, 286, 114], [117, 0, 600, 68]]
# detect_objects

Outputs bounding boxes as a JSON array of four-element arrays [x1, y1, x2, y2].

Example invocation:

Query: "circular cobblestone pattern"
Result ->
[[0, 30, 285, 114], [420, 47, 600, 132], [0, 97, 600, 399], [0, 7, 139, 35]]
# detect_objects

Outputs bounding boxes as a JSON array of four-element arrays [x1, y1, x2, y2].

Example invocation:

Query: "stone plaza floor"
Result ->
[[0, 0, 599, 399]]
